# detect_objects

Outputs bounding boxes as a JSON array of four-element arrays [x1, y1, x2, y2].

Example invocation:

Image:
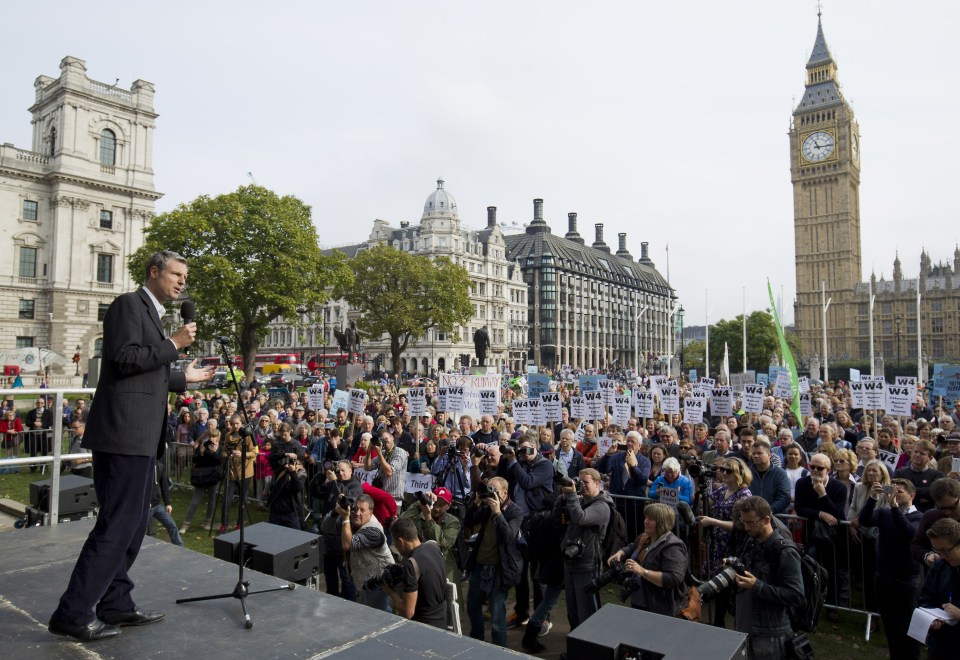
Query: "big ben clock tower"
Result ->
[[791, 14, 862, 363]]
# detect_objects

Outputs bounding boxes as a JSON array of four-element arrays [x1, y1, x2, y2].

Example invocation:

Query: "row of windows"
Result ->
[[18, 246, 113, 283], [21, 201, 114, 229], [18, 299, 110, 321]]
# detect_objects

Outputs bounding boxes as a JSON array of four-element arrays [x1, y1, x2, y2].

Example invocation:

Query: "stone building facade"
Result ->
[[0, 56, 159, 375]]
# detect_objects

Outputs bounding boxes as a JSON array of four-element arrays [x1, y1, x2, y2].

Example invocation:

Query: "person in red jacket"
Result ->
[[362, 481, 398, 536]]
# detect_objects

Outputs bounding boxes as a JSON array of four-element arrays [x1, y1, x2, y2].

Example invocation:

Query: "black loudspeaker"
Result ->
[[29, 474, 97, 515], [567, 604, 748, 660], [214, 522, 321, 583]]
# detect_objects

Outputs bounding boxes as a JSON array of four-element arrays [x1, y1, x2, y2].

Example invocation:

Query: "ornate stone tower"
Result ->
[[791, 15, 861, 361]]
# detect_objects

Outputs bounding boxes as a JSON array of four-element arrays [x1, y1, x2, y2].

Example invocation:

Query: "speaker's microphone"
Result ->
[[180, 301, 196, 356], [216, 336, 232, 344], [677, 501, 697, 528]]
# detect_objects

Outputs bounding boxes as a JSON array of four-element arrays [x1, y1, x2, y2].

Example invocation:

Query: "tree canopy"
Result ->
[[682, 310, 801, 375], [129, 185, 352, 376], [336, 243, 472, 372]]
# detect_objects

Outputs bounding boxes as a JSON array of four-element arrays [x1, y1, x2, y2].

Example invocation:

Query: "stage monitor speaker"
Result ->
[[567, 604, 747, 660], [214, 522, 321, 583], [29, 474, 97, 515]]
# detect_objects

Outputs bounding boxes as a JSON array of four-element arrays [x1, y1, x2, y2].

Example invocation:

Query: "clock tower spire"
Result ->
[[791, 14, 862, 365]]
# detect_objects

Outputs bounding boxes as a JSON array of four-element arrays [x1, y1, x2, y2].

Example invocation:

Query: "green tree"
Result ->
[[337, 244, 472, 373], [130, 185, 352, 376], [705, 310, 802, 374]]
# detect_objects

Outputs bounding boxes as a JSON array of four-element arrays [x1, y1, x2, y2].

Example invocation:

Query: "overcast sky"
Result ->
[[3, 1, 958, 325]]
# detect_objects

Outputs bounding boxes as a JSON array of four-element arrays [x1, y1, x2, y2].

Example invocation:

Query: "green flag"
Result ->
[[767, 279, 803, 422]]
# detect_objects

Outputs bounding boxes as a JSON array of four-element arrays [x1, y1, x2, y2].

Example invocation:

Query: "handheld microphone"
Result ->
[[180, 301, 196, 355]]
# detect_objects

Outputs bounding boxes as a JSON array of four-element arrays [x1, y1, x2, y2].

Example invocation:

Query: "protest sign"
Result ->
[[683, 397, 705, 424], [799, 391, 812, 417], [862, 376, 886, 409], [478, 389, 499, 417], [710, 387, 733, 417], [598, 378, 615, 407], [774, 371, 793, 399], [689, 369, 697, 382], [885, 384, 912, 417], [404, 472, 434, 495], [331, 389, 350, 415], [579, 374, 601, 392], [571, 395, 586, 420], [585, 391, 605, 419], [878, 450, 899, 474], [439, 373, 501, 419], [756, 373, 769, 390], [659, 381, 680, 416], [575, 419, 588, 443], [659, 486, 679, 510], [527, 373, 551, 398], [436, 387, 449, 413], [541, 392, 563, 423], [633, 389, 655, 419], [798, 376, 810, 393], [446, 386, 465, 412], [353, 468, 376, 485], [742, 384, 764, 413], [528, 398, 545, 427], [512, 399, 531, 426], [348, 388, 368, 415], [613, 395, 631, 428], [596, 435, 614, 460], [407, 387, 427, 417], [850, 368, 861, 382], [307, 385, 324, 412], [850, 381, 866, 409], [730, 371, 755, 394], [895, 376, 918, 403]]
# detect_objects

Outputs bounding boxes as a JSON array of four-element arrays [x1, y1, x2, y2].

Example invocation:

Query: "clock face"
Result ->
[[801, 131, 836, 162], [851, 132, 860, 162]]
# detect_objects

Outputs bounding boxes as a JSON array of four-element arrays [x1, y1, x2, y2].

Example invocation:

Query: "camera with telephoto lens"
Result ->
[[277, 454, 298, 468], [322, 460, 335, 472], [471, 445, 488, 459], [683, 456, 716, 480], [697, 556, 748, 602], [362, 562, 404, 591], [554, 473, 583, 493], [475, 481, 498, 500], [337, 494, 357, 511], [586, 559, 640, 602]]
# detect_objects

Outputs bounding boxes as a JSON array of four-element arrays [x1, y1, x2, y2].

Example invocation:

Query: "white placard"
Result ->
[[683, 397, 705, 424], [407, 387, 427, 417], [404, 472, 434, 495], [575, 419, 589, 443], [598, 379, 614, 407], [307, 385, 325, 412], [895, 376, 918, 403], [436, 387, 449, 412], [690, 389, 708, 402], [512, 399, 531, 426], [774, 371, 793, 399], [541, 392, 563, 423], [612, 395, 631, 428], [798, 376, 810, 393], [348, 388, 368, 415], [799, 391, 813, 416], [439, 373, 502, 420], [886, 384, 913, 417], [528, 398, 545, 427], [331, 389, 351, 415], [570, 395, 586, 420], [850, 381, 866, 409], [585, 391, 605, 420], [633, 390, 655, 419], [353, 467, 376, 485], [878, 449, 899, 473], [596, 436, 614, 460], [478, 389, 499, 417], [742, 384, 764, 414], [659, 486, 679, 510], [710, 387, 733, 417], [446, 386, 465, 412], [730, 371, 755, 395], [699, 377, 716, 391], [659, 381, 680, 415], [650, 375, 666, 398], [862, 376, 886, 409], [849, 368, 861, 382], [952, 457, 960, 475]]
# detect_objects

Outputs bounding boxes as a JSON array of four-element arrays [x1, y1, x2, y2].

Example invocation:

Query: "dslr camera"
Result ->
[[697, 556, 748, 602], [475, 481, 498, 501], [586, 559, 640, 602], [337, 494, 357, 511], [415, 491, 433, 507], [362, 563, 404, 591], [554, 473, 582, 493]]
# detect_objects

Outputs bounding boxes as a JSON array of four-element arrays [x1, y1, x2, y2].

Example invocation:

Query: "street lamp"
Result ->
[[296, 305, 307, 373], [634, 305, 648, 376], [895, 314, 902, 372], [677, 305, 685, 379], [74, 345, 81, 376]]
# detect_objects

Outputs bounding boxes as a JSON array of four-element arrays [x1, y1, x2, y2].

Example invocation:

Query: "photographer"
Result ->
[[318, 460, 363, 600], [464, 477, 523, 647], [385, 518, 448, 629], [338, 493, 395, 611], [431, 436, 473, 499], [218, 414, 258, 533], [731, 496, 804, 660], [181, 428, 221, 533], [469, 443, 500, 487], [608, 503, 688, 617], [268, 452, 307, 530], [559, 468, 611, 630], [269, 422, 305, 475], [365, 431, 408, 505], [399, 487, 462, 586]]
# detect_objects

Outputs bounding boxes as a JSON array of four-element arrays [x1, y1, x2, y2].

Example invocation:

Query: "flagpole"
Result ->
[[742, 286, 747, 372]]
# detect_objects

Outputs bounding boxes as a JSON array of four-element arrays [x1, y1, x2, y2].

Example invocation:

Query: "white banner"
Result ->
[[307, 385, 325, 412], [353, 467, 376, 485], [585, 391, 605, 420], [710, 387, 733, 417], [348, 388, 368, 415], [478, 389, 499, 417], [742, 384, 764, 414], [407, 387, 427, 417], [613, 395, 631, 428], [404, 472, 434, 494], [885, 384, 912, 417], [683, 397, 705, 424], [570, 395, 586, 420], [541, 392, 563, 423], [632, 389, 655, 419], [439, 373, 502, 419]]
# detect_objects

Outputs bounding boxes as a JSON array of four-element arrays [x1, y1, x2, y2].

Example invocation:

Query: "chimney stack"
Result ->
[[533, 198, 544, 222], [616, 232, 633, 259], [487, 206, 497, 227], [593, 223, 610, 252], [565, 212, 584, 244], [525, 197, 550, 234]]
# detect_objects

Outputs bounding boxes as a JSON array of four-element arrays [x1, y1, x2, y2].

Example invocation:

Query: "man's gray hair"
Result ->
[[143, 250, 186, 282]]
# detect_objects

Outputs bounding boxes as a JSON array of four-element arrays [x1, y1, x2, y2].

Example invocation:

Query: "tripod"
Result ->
[[177, 338, 294, 628]]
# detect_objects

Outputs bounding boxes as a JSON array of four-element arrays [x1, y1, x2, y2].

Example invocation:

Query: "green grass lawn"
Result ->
[[0, 470, 895, 658]]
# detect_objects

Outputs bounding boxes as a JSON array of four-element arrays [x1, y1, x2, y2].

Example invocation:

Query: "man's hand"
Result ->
[[819, 511, 838, 526], [733, 570, 758, 590], [485, 495, 501, 515], [165, 505, 173, 514], [171, 323, 198, 351], [561, 484, 576, 495], [183, 359, 215, 384], [608, 551, 624, 566], [626, 450, 637, 468], [812, 480, 827, 497], [335, 503, 349, 518], [942, 602, 960, 622]]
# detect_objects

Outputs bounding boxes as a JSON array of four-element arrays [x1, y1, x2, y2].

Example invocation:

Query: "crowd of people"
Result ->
[[5, 370, 960, 659]]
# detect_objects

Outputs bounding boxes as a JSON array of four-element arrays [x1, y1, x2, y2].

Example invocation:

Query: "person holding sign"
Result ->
[[647, 458, 692, 506], [918, 518, 960, 660]]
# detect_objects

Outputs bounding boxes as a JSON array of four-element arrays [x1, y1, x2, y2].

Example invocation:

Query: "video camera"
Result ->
[[682, 455, 716, 480]]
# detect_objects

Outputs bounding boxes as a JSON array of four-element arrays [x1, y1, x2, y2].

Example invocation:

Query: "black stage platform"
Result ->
[[0, 520, 530, 659]]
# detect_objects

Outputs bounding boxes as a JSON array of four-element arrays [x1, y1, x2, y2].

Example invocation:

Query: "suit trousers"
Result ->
[[53, 451, 154, 625]]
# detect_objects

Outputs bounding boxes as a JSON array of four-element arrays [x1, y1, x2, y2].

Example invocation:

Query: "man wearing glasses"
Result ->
[[919, 518, 960, 659], [911, 478, 960, 569]]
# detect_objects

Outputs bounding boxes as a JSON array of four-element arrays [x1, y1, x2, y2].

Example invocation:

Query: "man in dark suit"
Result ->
[[49, 251, 214, 642]]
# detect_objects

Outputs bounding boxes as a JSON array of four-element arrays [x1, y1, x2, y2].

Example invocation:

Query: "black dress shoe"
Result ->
[[48, 617, 120, 641], [100, 609, 165, 627]]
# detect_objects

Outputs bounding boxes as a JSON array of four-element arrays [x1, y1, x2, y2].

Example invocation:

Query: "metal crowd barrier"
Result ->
[[608, 493, 880, 641], [0, 387, 97, 524]]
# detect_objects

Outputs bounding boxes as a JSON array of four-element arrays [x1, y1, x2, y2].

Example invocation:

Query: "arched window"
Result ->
[[99, 129, 116, 165]]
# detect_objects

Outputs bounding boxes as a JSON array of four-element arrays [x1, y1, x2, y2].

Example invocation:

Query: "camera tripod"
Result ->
[[176, 338, 294, 628]]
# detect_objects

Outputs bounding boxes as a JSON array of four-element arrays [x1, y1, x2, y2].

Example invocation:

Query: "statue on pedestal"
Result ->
[[473, 325, 491, 367]]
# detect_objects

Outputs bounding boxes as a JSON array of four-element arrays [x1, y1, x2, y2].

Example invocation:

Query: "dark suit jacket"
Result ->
[[83, 288, 186, 457]]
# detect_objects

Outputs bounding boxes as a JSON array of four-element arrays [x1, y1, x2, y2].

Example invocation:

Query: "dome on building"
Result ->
[[423, 178, 458, 219]]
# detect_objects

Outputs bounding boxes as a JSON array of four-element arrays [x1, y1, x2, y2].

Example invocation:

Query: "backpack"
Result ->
[[600, 501, 628, 562], [768, 536, 828, 633]]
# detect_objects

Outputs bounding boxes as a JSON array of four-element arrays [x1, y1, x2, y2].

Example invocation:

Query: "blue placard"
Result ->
[[527, 373, 551, 398], [579, 375, 602, 392], [757, 373, 769, 389], [689, 369, 697, 382]]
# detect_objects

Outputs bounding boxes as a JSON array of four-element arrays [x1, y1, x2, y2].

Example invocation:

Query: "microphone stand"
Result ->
[[176, 337, 294, 628]]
